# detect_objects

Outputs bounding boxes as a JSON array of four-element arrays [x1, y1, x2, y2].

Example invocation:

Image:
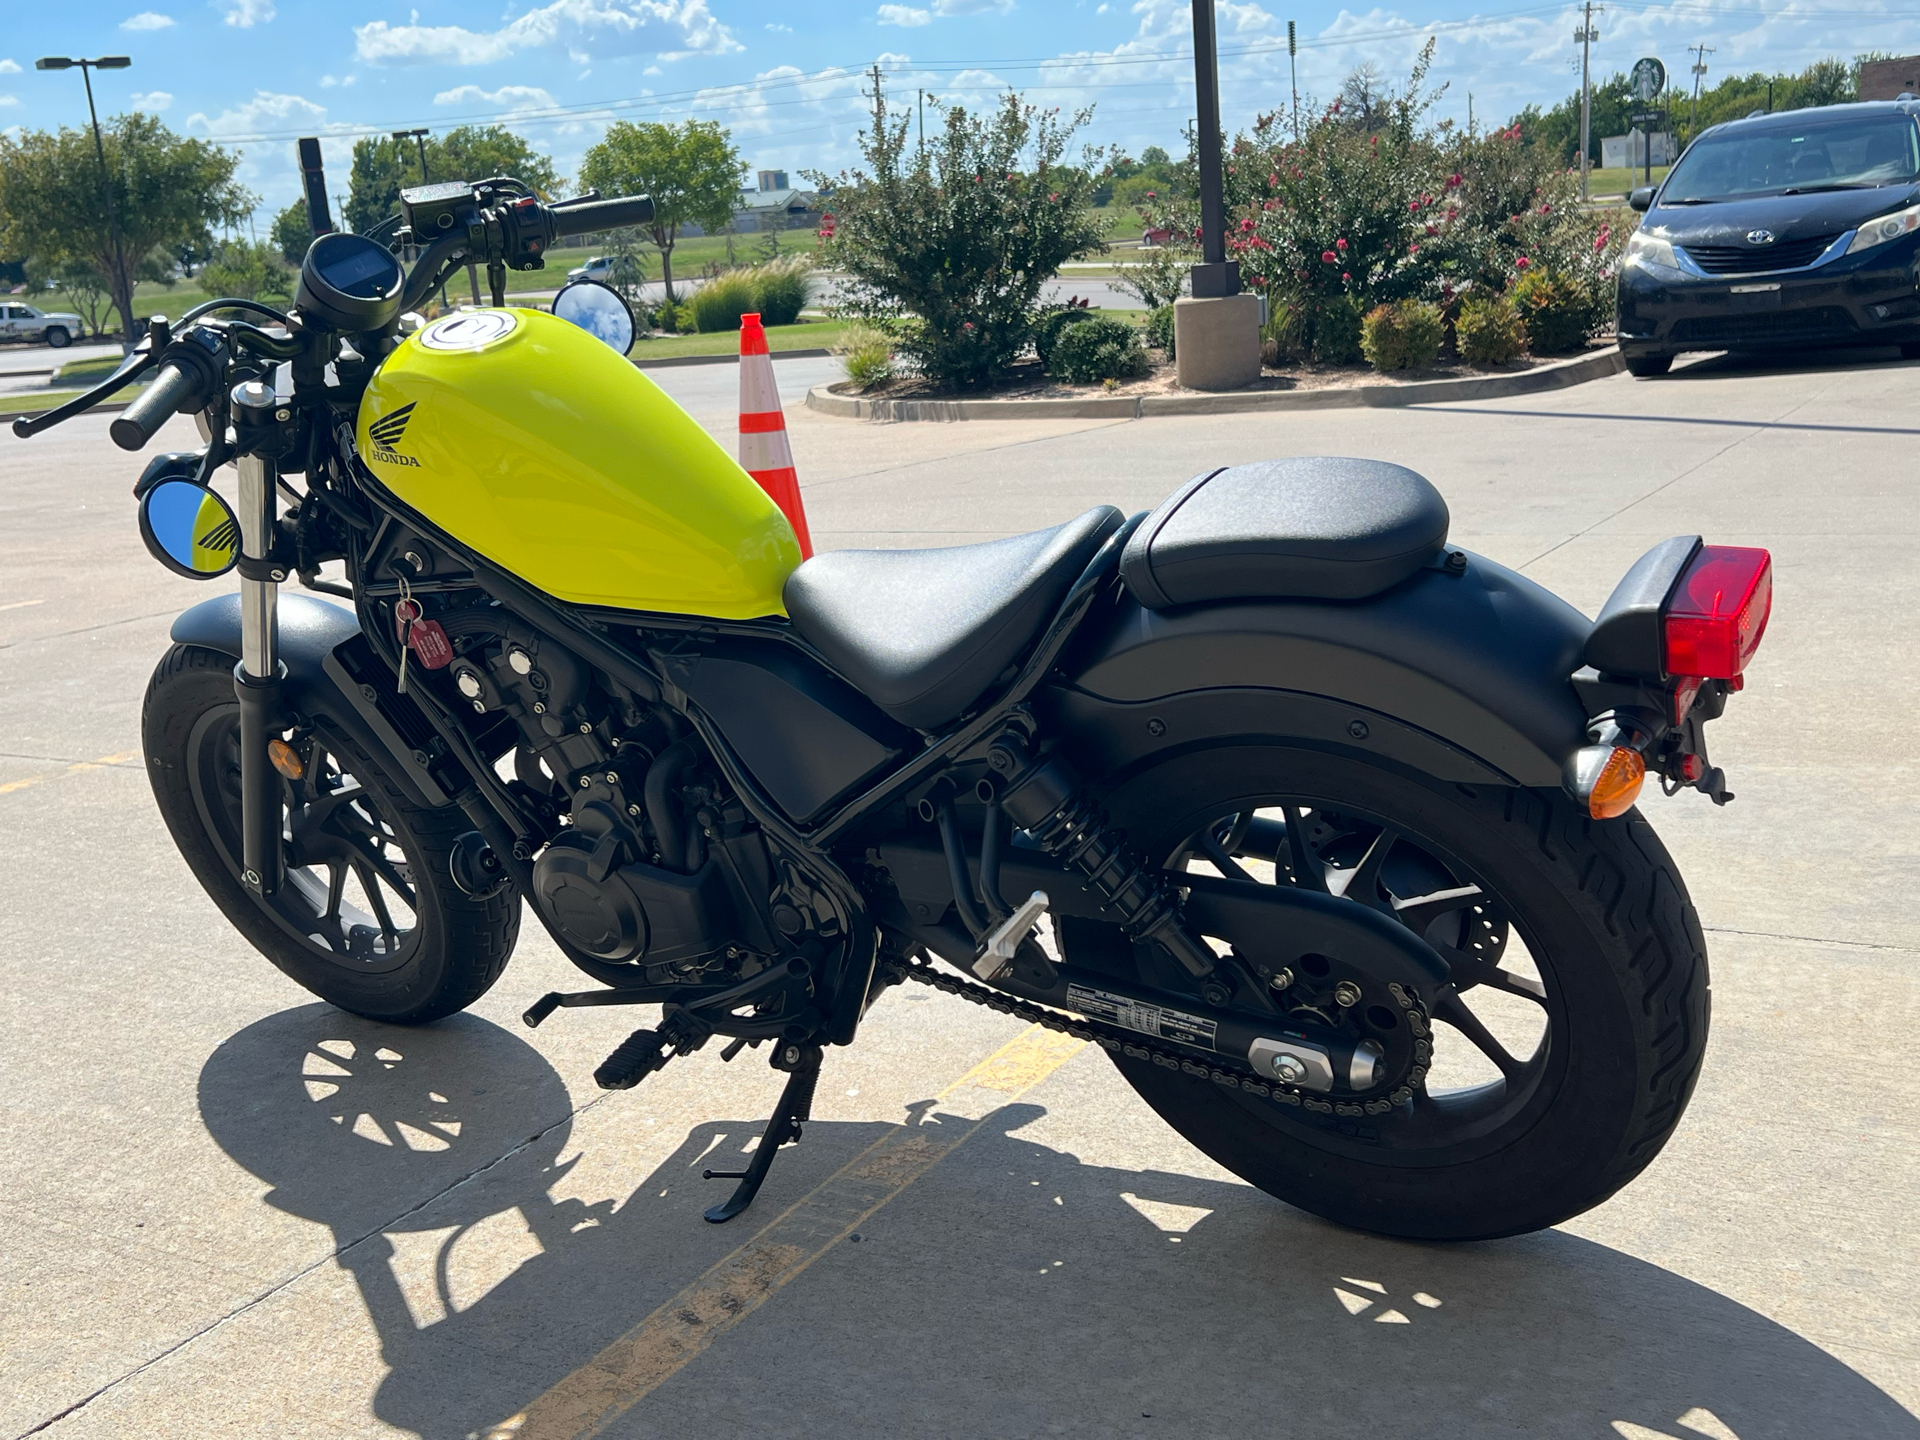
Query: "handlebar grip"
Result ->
[[110, 360, 207, 453], [551, 194, 655, 239]]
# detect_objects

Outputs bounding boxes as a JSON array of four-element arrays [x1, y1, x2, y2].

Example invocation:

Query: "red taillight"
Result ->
[[1664, 545, 1772, 679]]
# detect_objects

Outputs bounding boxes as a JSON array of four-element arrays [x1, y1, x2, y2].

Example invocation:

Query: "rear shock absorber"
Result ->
[[988, 732, 1217, 979]]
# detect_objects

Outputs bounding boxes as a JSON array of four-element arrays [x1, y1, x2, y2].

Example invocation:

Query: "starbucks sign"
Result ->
[[1631, 57, 1667, 102]]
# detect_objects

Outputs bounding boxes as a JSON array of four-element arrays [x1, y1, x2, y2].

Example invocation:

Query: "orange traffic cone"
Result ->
[[738, 313, 813, 558]]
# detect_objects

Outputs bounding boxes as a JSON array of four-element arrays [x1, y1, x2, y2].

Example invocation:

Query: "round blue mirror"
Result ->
[[553, 280, 636, 355], [139, 478, 240, 579]]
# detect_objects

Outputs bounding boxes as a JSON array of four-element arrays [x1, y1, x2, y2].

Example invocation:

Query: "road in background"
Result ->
[[1, 348, 1914, 1439]]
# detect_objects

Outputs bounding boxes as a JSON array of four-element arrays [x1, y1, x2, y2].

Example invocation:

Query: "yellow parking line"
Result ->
[[0, 749, 141, 797], [483, 1024, 1087, 1440]]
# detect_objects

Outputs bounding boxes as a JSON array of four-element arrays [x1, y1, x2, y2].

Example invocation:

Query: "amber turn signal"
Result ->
[[1563, 742, 1647, 819], [267, 738, 305, 781]]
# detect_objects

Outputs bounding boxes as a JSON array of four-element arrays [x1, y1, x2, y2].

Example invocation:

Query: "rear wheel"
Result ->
[[1623, 352, 1672, 377], [1059, 743, 1709, 1240], [143, 644, 518, 1023], [1899, 342, 1920, 361]]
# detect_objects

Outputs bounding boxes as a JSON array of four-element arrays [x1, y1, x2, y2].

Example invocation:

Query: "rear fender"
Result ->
[[169, 592, 453, 809], [1050, 551, 1591, 788]]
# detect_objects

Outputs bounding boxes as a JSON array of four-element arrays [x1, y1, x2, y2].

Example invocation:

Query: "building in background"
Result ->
[[733, 169, 821, 232], [1858, 55, 1920, 101], [1602, 130, 1679, 169]]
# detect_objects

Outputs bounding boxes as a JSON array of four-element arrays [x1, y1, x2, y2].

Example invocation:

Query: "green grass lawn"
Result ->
[[630, 318, 847, 359], [1584, 164, 1672, 197], [0, 384, 147, 417]]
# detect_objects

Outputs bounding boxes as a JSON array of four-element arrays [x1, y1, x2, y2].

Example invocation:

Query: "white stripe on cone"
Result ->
[[740, 426, 795, 474]]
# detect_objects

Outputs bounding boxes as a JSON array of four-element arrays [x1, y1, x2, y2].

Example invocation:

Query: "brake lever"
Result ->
[[11, 347, 160, 440]]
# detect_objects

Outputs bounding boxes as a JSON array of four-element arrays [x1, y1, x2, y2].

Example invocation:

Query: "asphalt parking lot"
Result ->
[[2, 346, 1915, 1439]]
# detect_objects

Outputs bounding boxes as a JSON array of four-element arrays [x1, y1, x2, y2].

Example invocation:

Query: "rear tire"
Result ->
[[1623, 352, 1671, 377], [1059, 743, 1709, 1241], [44, 326, 71, 349], [143, 643, 518, 1024], [1899, 342, 1920, 361]]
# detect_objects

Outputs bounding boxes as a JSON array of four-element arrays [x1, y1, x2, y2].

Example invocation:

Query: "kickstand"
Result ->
[[702, 1043, 822, 1224]]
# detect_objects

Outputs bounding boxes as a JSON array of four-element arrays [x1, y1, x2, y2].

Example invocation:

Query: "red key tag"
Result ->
[[407, 618, 453, 669]]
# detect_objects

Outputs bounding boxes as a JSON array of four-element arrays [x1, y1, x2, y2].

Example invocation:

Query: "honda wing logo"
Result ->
[[1746, 230, 1776, 245], [367, 403, 421, 467]]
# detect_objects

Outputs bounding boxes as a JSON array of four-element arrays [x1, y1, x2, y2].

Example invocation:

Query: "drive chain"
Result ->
[[880, 953, 1432, 1119]]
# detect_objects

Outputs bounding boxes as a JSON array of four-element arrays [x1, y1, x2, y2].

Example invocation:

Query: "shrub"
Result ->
[[814, 75, 1108, 390], [1144, 303, 1176, 357], [1360, 299, 1445, 371], [1310, 295, 1365, 363], [1048, 314, 1149, 384], [1510, 267, 1602, 353], [1456, 294, 1527, 363], [1034, 306, 1097, 367], [652, 299, 684, 333], [833, 321, 894, 389], [686, 270, 757, 332], [748, 253, 815, 327]]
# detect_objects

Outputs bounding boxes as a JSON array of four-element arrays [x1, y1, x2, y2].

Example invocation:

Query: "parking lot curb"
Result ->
[[806, 346, 1624, 421]]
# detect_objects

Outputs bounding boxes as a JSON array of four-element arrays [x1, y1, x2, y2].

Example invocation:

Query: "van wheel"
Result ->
[[44, 327, 71, 349], [1624, 352, 1671, 377]]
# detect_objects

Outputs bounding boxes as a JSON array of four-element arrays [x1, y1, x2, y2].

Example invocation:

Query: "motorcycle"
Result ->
[[13, 175, 1773, 1240]]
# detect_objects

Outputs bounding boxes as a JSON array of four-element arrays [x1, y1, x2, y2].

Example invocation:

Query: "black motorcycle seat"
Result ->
[[1120, 457, 1450, 609], [784, 506, 1125, 730]]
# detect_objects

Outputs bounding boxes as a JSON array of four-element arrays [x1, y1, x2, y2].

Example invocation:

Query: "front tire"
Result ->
[[1623, 351, 1672, 377], [44, 326, 72, 349], [143, 644, 518, 1023], [1060, 743, 1709, 1240]]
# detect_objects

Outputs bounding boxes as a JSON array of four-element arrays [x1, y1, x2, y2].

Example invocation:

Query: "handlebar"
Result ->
[[551, 193, 654, 239], [110, 360, 210, 452]]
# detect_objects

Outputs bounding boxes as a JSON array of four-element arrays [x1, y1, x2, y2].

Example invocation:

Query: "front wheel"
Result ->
[[143, 644, 519, 1023], [1059, 743, 1709, 1240], [44, 326, 72, 349], [1623, 351, 1672, 377]]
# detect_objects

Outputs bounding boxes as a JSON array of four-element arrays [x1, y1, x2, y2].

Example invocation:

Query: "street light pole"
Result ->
[[1287, 20, 1299, 141], [391, 127, 432, 184], [36, 54, 133, 349], [1189, 0, 1236, 298]]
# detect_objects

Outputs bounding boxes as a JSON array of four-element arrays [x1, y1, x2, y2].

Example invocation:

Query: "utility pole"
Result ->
[[35, 54, 133, 349], [1287, 21, 1299, 141], [1468, 92, 1474, 134], [1688, 42, 1714, 140], [1574, 3, 1602, 202], [917, 88, 925, 155]]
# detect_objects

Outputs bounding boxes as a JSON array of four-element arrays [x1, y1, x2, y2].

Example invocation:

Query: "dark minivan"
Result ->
[[1616, 99, 1920, 376]]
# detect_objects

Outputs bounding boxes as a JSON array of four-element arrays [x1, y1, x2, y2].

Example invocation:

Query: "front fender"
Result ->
[[1050, 551, 1590, 788], [169, 591, 453, 809]]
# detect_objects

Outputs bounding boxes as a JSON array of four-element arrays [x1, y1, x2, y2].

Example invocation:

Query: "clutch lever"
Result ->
[[11, 343, 160, 440]]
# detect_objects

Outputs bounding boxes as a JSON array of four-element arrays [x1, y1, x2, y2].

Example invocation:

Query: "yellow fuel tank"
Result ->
[[356, 308, 800, 618]]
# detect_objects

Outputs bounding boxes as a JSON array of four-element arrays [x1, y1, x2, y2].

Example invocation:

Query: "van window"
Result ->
[[1663, 113, 1920, 201]]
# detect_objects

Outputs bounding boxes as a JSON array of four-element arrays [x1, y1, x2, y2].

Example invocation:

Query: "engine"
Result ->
[[432, 613, 832, 991]]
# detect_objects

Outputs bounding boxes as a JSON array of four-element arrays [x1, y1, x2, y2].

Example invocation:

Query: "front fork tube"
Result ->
[[235, 449, 284, 897]]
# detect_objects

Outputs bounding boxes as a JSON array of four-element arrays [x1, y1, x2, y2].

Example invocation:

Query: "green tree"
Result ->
[[577, 119, 742, 303], [200, 239, 293, 301], [270, 198, 314, 265], [344, 125, 562, 235], [0, 113, 251, 348], [814, 75, 1108, 390]]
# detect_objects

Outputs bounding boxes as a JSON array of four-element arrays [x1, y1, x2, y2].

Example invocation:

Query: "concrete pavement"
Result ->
[[0, 347, 1914, 1439]]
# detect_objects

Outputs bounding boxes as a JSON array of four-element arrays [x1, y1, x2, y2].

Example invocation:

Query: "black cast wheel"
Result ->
[[143, 643, 518, 1023], [1058, 742, 1709, 1241]]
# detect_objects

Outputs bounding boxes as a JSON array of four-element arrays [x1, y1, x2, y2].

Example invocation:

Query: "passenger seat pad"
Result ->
[[783, 506, 1124, 731], [1120, 457, 1450, 608]]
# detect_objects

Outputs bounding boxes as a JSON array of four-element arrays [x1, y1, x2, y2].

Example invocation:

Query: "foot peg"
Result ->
[[702, 1042, 822, 1224], [593, 1009, 711, 1091], [974, 890, 1049, 980]]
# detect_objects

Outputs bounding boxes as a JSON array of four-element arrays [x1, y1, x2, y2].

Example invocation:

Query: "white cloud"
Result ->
[[186, 89, 326, 137], [0, 96, 18, 109], [121, 11, 176, 29], [0, 59, 21, 74], [355, 0, 740, 66], [766, 22, 792, 32], [221, 0, 275, 26], [878, 4, 931, 24], [933, 0, 1014, 12], [131, 90, 174, 111], [433, 83, 560, 113]]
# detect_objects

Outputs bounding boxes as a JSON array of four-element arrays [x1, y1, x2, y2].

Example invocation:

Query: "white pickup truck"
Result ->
[[0, 302, 85, 348]]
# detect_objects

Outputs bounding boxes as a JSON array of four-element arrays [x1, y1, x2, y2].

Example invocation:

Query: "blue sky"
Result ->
[[3, 0, 1915, 225]]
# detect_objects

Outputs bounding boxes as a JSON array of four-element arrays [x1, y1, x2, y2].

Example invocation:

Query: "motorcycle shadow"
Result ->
[[199, 1006, 1916, 1440]]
